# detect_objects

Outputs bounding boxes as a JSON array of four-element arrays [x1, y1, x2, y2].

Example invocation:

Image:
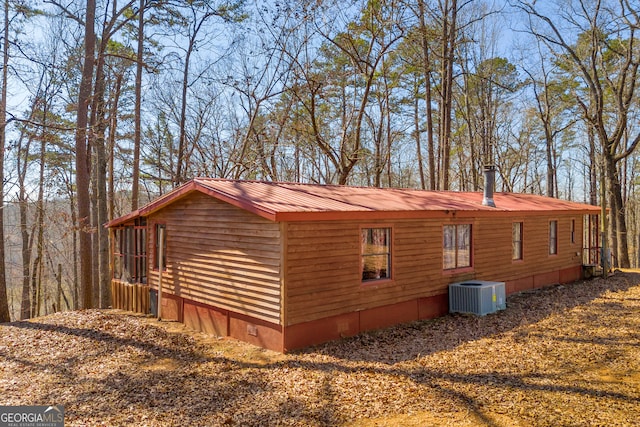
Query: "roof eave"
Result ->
[[106, 179, 603, 227], [274, 207, 601, 222], [107, 179, 280, 228]]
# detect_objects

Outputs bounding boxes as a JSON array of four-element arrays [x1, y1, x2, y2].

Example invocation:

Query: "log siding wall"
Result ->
[[147, 192, 282, 324], [109, 185, 596, 351], [284, 213, 584, 326]]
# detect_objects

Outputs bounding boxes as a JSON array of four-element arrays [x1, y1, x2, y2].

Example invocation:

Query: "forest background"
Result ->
[[0, 0, 639, 322]]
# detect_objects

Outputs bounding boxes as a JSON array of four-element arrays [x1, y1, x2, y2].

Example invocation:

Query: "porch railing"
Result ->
[[111, 279, 150, 315]]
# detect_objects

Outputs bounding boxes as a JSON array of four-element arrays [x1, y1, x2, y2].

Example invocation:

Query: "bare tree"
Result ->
[[74, 0, 96, 309], [165, 0, 245, 186], [517, 35, 579, 198], [131, 0, 144, 210], [223, 10, 294, 181], [437, 0, 458, 190], [416, 0, 437, 189], [514, 0, 640, 267], [285, 0, 405, 184], [0, 0, 11, 322]]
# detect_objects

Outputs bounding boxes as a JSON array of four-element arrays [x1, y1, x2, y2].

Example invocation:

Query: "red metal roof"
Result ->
[[107, 178, 601, 227]]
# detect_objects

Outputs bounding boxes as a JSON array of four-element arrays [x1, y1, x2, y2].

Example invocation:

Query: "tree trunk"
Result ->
[[90, 107, 100, 308], [108, 73, 122, 220], [56, 264, 62, 313], [19, 187, 31, 319], [460, 67, 477, 191], [0, 0, 11, 322], [417, 0, 436, 190], [384, 72, 393, 187], [76, 0, 96, 309], [17, 100, 38, 319], [91, 32, 111, 309], [605, 152, 630, 267], [69, 180, 78, 310], [413, 89, 425, 189], [175, 38, 194, 187], [588, 126, 597, 205], [131, 0, 144, 209], [30, 105, 47, 318], [544, 126, 555, 197], [439, 0, 457, 191], [373, 101, 384, 188]]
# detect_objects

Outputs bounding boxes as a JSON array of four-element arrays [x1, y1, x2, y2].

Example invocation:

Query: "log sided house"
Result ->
[[108, 176, 602, 352]]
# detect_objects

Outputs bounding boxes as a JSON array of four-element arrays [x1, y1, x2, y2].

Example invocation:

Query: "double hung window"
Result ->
[[549, 220, 558, 255], [361, 228, 391, 281], [513, 222, 523, 260], [154, 223, 167, 271], [443, 224, 471, 270]]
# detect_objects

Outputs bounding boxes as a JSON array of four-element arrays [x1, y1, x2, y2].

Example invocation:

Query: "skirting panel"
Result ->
[[418, 294, 449, 319], [560, 265, 582, 284], [506, 276, 534, 295], [183, 300, 229, 337], [284, 312, 359, 352], [229, 312, 283, 352], [139, 265, 586, 353], [533, 270, 561, 288], [506, 266, 583, 295], [159, 292, 182, 322], [359, 299, 419, 332], [284, 296, 449, 352]]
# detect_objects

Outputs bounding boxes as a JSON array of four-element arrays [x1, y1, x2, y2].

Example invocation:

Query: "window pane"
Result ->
[[372, 228, 388, 251], [549, 221, 558, 255], [362, 228, 391, 281], [443, 225, 456, 269], [361, 229, 368, 254], [113, 255, 122, 279], [456, 224, 471, 267], [512, 222, 523, 260], [513, 223, 521, 241], [155, 224, 167, 270], [513, 243, 521, 260], [117, 229, 124, 254], [362, 255, 390, 280]]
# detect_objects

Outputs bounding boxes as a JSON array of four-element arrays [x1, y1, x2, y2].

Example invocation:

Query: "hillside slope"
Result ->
[[1, 271, 639, 426]]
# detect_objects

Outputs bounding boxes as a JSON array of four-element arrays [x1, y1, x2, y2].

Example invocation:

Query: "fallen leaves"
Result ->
[[1, 270, 640, 426]]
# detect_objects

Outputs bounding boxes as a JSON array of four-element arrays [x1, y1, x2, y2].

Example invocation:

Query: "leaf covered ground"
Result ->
[[1, 271, 639, 426]]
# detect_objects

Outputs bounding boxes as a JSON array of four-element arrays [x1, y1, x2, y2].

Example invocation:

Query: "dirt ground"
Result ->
[[1, 270, 639, 426]]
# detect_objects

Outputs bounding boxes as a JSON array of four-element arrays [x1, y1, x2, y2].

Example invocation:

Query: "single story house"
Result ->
[[108, 176, 602, 352]]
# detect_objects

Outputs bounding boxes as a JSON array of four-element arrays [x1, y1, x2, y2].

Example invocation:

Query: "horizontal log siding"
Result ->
[[284, 214, 584, 325], [470, 214, 583, 283], [148, 192, 282, 324], [285, 220, 441, 325]]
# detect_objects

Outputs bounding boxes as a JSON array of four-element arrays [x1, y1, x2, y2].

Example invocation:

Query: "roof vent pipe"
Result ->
[[482, 165, 496, 207]]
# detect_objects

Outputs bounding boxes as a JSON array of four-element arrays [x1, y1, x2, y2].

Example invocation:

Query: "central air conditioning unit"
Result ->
[[449, 280, 506, 316]]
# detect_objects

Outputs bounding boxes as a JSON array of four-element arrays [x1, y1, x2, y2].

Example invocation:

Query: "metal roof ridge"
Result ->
[[195, 177, 452, 193], [200, 179, 378, 214], [274, 182, 379, 212], [193, 179, 504, 212]]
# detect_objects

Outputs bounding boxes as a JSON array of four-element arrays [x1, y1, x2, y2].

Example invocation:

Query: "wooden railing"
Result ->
[[111, 280, 150, 315]]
